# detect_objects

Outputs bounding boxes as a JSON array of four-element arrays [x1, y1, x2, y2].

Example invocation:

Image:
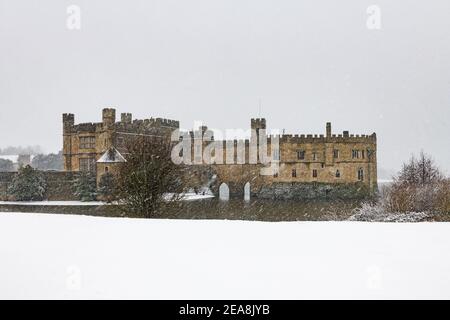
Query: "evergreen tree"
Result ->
[[116, 136, 185, 216], [0, 159, 15, 172], [98, 172, 117, 203], [73, 172, 97, 202], [8, 165, 47, 201]]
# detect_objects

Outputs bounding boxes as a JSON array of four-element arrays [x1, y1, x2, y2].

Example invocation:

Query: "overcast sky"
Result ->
[[0, 0, 449, 174]]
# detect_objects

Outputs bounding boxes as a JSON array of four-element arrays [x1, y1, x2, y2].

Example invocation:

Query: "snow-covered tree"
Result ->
[[73, 172, 97, 202], [8, 165, 47, 201], [0, 159, 15, 172], [98, 172, 117, 203], [116, 135, 185, 217]]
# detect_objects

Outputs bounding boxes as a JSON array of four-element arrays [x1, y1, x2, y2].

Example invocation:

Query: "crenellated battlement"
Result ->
[[64, 109, 180, 134], [274, 132, 376, 144], [72, 122, 103, 133], [251, 118, 267, 130], [115, 117, 179, 132]]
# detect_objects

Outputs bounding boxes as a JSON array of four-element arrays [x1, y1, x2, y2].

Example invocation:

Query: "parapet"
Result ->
[[63, 113, 75, 125], [251, 118, 267, 130], [121, 113, 132, 124]]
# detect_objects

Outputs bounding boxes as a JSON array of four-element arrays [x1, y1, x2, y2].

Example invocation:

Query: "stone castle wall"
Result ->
[[0, 171, 80, 201], [63, 108, 179, 172], [62, 109, 378, 200]]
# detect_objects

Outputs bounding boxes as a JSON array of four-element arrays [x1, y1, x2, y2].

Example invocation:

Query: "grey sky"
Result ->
[[0, 0, 449, 174]]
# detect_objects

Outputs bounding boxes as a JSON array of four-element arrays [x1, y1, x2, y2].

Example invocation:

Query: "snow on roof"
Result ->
[[0, 155, 19, 163], [97, 148, 126, 163]]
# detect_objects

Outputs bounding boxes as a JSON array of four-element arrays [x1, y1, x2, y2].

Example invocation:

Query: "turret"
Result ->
[[251, 118, 266, 136], [121, 112, 132, 124], [62, 113, 75, 171], [63, 113, 75, 133], [102, 108, 116, 127]]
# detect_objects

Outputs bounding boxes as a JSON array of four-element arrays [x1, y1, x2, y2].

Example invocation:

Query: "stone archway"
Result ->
[[219, 183, 230, 201], [244, 182, 251, 201]]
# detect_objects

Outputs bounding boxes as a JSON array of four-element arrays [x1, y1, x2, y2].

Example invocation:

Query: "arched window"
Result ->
[[244, 182, 251, 201], [335, 170, 340, 178], [219, 183, 230, 201], [358, 168, 364, 181]]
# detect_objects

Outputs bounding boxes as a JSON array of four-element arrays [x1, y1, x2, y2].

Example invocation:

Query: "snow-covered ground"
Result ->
[[1, 212, 450, 299], [0, 201, 106, 206], [0, 193, 214, 206]]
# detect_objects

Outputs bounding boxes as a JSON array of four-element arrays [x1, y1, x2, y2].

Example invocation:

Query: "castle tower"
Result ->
[[250, 118, 266, 163], [63, 113, 74, 133], [102, 108, 116, 150], [102, 108, 116, 127], [251, 118, 267, 143], [63, 113, 75, 171]]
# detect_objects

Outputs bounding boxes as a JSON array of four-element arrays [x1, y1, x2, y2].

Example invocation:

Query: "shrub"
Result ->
[[0, 158, 15, 172], [73, 172, 97, 202], [385, 152, 446, 213], [435, 180, 450, 214], [98, 172, 117, 203], [8, 165, 47, 201]]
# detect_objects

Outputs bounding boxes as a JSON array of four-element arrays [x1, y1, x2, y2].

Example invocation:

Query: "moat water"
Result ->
[[0, 198, 363, 221], [159, 198, 363, 221]]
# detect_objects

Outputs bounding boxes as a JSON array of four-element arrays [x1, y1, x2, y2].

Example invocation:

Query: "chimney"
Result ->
[[326, 122, 331, 138]]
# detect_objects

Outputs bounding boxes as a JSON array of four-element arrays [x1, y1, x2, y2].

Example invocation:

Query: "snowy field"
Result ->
[[1, 212, 450, 299], [0, 194, 214, 207]]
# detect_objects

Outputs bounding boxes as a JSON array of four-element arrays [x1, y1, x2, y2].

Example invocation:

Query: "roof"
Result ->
[[0, 155, 19, 163], [97, 148, 126, 163]]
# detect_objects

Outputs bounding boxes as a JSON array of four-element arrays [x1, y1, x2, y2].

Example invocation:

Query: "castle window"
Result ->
[[336, 170, 341, 178], [333, 149, 339, 159], [358, 168, 364, 181], [312, 169, 318, 178], [117, 137, 125, 147], [362, 150, 365, 159], [297, 150, 305, 160], [80, 136, 96, 149], [79, 158, 96, 172], [273, 172, 278, 178], [292, 168, 297, 178], [312, 152, 317, 161], [352, 150, 361, 159], [105, 166, 109, 173]]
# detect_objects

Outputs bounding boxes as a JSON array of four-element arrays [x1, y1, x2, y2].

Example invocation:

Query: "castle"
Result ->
[[63, 108, 377, 199]]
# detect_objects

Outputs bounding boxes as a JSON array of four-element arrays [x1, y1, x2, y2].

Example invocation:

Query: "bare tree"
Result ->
[[116, 136, 185, 217], [387, 151, 446, 213], [397, 151, 442, 185]]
